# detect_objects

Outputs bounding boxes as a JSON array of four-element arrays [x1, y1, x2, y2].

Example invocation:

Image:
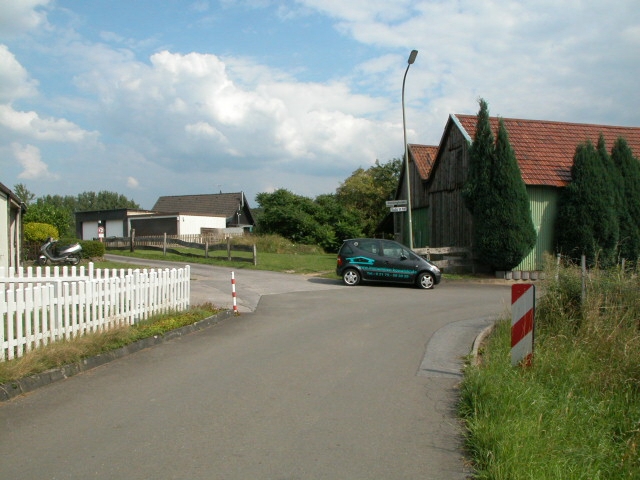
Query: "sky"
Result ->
[[1, 1, 639, 210]]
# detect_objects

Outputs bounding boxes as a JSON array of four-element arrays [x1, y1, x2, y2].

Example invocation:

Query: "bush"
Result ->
[[79, 240, 106, 259], [24, 222, 58, 243]]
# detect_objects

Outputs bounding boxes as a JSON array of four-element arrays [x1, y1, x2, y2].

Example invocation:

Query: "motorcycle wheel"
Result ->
[[36, 256, 48, 266], [68, 255, 81, 266]]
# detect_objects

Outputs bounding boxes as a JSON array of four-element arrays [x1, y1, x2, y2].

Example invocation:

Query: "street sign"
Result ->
[[390, 206, 407, 212], [386, 200, 407, 207]]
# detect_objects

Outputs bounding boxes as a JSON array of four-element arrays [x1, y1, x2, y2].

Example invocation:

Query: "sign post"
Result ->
[[511, 284, 535, 366]]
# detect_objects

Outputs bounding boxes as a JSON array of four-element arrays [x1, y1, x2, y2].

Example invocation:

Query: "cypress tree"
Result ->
[[463, 99, 536, 271], [611, 137, 640, 261], [555, 141, 618, 266], [462, 99, 494, 215]]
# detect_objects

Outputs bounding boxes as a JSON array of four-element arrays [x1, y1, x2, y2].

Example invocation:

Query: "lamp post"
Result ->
[[402, 49, 418, 250]]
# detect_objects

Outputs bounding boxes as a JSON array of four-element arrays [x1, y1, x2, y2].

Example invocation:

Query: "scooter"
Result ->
[[37, 237, 82, 266]]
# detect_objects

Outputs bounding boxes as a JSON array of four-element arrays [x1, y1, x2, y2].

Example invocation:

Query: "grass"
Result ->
[[107, 234, 337, 275], [459, 263, 640, 479], [0, 303, 221, 385]]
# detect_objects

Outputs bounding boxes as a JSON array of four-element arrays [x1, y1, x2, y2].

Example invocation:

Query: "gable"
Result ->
[[408, 144, 438, 181], [454, 115, 640, 187]]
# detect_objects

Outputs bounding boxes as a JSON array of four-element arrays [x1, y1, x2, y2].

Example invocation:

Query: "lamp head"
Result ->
[[408, 50, 418, 65]]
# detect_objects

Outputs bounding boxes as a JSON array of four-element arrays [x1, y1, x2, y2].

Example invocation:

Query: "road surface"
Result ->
[[1, 257, 511, 479]]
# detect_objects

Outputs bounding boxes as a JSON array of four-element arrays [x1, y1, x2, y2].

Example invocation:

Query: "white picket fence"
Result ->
[[0, 263, 190, 362]]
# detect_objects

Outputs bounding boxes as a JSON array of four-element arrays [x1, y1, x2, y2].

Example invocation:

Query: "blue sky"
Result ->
[[1, 1, 639, 209]]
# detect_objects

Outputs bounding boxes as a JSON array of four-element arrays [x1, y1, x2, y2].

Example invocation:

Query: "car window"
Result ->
[[340, 243, 354, 255], [354, 240, 379, 255], [382, 241, 405, 258]]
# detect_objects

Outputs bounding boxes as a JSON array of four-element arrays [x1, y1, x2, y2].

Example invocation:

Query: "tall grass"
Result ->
[[459, 262, 640, 479]]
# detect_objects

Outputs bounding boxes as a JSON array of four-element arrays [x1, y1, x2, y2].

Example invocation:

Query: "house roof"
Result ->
[[453, 115, 640, 187], [408, 144, 438, 181], [152, 192, 251, 219]]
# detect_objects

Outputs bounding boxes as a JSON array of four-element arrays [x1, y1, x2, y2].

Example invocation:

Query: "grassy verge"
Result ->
[[459, 264, 640, 478], [0, 303, 221, 385], [106, 234, 337, 275]]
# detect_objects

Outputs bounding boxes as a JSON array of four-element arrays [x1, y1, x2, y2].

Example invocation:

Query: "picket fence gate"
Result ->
[[0, 263, 190, 362]]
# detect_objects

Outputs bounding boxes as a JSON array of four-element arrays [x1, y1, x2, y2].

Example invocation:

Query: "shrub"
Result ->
[[24, 222, 58, 243], [79, 240, 106, 259]]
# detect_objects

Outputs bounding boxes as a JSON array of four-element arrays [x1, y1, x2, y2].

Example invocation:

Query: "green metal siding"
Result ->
[[412, 207, 430, 248], [516, 186, 559, 271]]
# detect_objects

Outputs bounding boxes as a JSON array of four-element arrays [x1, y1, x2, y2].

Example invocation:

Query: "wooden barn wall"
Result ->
[[426, 126, 473, 247]]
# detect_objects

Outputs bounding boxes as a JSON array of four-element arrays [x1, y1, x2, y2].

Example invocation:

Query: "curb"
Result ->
[[470, 322, 496, 366], [0, 310, 234, 402]]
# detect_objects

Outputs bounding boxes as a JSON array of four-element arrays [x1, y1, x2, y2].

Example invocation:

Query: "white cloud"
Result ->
[[126, 177, 139, 188], [0, 0, 50, 37], [13, 142, 59, 180], [0, 104, 98, 142], [72, 49, 399, 177], [0, 45, 38, 102]]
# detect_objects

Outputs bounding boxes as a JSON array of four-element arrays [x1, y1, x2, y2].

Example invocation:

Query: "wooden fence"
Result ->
[[0, 263, 190, 362], [413, 246, 474, 273], [104, 234, 257, 265]]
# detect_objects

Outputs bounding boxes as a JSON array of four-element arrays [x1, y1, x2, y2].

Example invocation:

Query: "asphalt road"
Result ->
[[0, 257, 511, 479]]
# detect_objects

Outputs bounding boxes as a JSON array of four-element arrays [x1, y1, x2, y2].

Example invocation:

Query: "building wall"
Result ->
[[178, 215, 226, 234], [516, 186, 560, 271], [426, 123, 473, 247]]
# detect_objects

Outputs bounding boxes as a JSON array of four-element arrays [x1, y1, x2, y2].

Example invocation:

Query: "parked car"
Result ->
[[336, 238, 442, 289]]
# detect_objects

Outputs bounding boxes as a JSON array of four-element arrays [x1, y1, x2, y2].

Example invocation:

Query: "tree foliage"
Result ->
[[19, 187, 140, 238], [462, 99, 536, 271], [336, 159, 401, 237], [255, 158, 401, 252], [12, 183, 35, 205], [611, 137, 640, 260], [255, 189, 361, 252], [555, 141, 619, 266]]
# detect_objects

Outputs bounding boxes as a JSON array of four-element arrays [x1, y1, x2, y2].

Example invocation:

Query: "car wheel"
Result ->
[[342, 268, 361, 286], [416, 272, 435, 289]]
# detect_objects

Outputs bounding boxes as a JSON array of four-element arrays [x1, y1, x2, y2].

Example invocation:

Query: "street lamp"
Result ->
[[402, 49, 418, 250]]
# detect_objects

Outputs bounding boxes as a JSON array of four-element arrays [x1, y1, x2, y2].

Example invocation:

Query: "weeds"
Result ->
[[460, 263, 640, 479]]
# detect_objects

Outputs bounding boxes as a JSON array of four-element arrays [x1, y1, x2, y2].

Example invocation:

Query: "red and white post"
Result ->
[[511, 284, 535, 366], [231, 271, 238, 314]]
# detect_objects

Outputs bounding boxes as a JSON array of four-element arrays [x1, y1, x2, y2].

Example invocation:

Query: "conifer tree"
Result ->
[[462, 99, 494, 215], [611, 137, 640, 261], [555, 141, 618, 266], [463, 99, 536, 271]]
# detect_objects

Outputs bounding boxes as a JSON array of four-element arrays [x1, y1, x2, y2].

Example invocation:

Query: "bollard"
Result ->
[[231, 271, 238, 314]]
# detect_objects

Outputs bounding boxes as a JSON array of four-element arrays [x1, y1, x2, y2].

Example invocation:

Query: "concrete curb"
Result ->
[[0, 310, 235, 402], [470, 322, 496, 366]]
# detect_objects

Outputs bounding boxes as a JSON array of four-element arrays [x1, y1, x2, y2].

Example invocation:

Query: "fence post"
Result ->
[[253, 244, 257, 266], [227, 237, 231, 261], [130, 229, 135, 252], [163, 232, 167, 257]]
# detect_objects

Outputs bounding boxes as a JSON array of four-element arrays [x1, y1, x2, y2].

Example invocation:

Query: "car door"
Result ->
[[349, 239, 384, 281], [380, 240, 418, 283]]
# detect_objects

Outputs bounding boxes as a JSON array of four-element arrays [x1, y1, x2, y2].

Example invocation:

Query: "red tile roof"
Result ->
[[408, 144, 438, 181], [453, 115, 640, 187]]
